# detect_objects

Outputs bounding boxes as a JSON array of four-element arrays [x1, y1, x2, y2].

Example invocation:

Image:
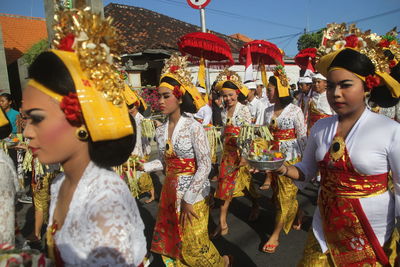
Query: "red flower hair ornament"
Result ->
[[365, 75, 381, 90], [60, 93, 84, 126], [58, 33, 75, 52], [172, 85, 183, 99], [344, 35, 359, 48]]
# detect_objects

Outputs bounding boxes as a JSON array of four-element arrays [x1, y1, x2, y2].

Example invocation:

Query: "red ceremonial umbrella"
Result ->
[[239, 40, 284, 66], [177, 32, 234, 67], [294, 47, 317, 72]]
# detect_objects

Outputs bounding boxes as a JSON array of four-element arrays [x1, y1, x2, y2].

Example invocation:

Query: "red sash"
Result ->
[[270, 127, 296, 151], [151, 156, 196, 259], [308, 102, 331, 133], [215, 125, 241, 200], [318, 139, 389, 267]]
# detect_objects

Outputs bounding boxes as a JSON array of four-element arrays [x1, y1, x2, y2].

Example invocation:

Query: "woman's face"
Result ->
[[326, 69, 366, 117], [158, 86, 180, 115], [267, 83, 278, 103], [0, 96, 11, 110], [221, 89, 238, 107], [299, 83, 312, 94], [22, 86, 88, 165]]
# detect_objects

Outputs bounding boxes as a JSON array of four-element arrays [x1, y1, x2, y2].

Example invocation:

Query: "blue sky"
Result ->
[[1, 0, 399, 56]]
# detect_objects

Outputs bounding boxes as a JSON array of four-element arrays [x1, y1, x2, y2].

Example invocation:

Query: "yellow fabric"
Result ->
[[123, 85, 148, 110], [298, 228, 399, 267], [160, 73, 206, 111], [318, 49, 400, 99], [232, 165, 259, 198], [33, 172, 58, 223], [215, 80, 249, 97], [260, 64, 268, 88], [50, 49, 133, 142], [197, 57, 206, 90], [138, 172, 153, 195], [0, 108, 9, 128], [272, 158, 300, 234], [162, 199, 225, 267], [273, 75, 290, 98], [27, 80, 63, 102]]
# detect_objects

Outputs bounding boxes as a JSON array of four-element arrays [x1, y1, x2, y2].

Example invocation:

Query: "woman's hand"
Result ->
[[136, 160, 145, 171], [180, 200, 199, 228], [239, 157, 247, 167]]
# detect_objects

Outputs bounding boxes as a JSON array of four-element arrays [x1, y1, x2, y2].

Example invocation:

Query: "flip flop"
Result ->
[[262, 242, 279, 253]]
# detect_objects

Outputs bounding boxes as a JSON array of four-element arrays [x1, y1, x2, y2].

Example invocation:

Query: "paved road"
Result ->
[[15, 140, 319, 267], [137, 171, 319, 267]]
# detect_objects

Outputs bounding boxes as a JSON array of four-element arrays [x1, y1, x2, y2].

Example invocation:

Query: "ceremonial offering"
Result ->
[[204, 124, 222, 163], [246, 149, 285, 171], [141, 118, 156, 138]]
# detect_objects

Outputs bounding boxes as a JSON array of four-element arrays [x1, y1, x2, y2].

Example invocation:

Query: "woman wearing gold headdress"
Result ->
[[212, 69, 260, 237], [269, 24, 400, 266], [260, 66, 307, 253], [22, 8, 146, 266], [142, 54, 231, 266]]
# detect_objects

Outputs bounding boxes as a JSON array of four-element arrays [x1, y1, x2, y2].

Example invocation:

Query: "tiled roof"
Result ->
[[104, 3, 244, 55], [0, 14, 47, 64], [230, 33, 253, 43]]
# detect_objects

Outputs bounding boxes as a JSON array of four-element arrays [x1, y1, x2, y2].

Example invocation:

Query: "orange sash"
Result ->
[[215, 125, 241, 200], [151, 155, 196, 260], [318, 140, 389, 267]]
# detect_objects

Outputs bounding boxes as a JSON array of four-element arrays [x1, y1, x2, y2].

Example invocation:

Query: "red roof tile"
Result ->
[[0, 14, 47, 64]]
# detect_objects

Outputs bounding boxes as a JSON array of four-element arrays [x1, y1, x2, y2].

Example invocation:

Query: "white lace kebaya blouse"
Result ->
[[143, 114, 211, 211], [263, 103, 307, 161], [221, 102, 252, 126], [48, 162, 147, 266], [295, 108, 400, 253], [0, 150, 17, 245]]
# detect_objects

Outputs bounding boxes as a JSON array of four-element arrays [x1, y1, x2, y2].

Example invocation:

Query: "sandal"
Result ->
[[210, 225, 229, 239], [262, 241, 279, 253]]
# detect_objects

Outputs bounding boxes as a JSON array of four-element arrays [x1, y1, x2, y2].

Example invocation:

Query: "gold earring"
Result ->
[[76, 125, 89, 141]]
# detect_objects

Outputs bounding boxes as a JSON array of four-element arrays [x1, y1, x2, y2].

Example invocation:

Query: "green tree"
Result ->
[[23, 39, 49, 65], [297, 30, 324, 51]]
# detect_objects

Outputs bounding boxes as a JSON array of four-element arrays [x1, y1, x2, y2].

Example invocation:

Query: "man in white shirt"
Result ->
[[307, 73, 334, 134], [244, 81, 266, 125], [194, 86, 213, 125], [255, 79, 267, 99], [297, 76, 313, 115]]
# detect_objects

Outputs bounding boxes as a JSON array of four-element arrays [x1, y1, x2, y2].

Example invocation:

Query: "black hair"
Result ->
[[221, 81, 247, 102], [159, 76, 197, 113], [268, 76, 293, 108], [330, 48, 399, 108], [0, 93, 12, 102], [28, 51, 136, 167]]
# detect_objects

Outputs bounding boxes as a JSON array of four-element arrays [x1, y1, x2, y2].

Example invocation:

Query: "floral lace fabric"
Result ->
[[143, 114, 211, 210], [221, 102, 252, 126], [48, 162, 146, 266], [263, 103, 307, 161], [0, 150, 17, 245]]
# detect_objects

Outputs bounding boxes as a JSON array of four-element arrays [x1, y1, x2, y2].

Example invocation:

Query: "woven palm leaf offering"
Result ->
[[240, 126, 285, 170], [203, 124, 223, 163], [114, 155, 141, 198]]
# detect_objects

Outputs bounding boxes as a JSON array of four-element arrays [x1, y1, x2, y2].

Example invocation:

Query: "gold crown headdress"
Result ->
[[316, 23, 400, 98], [160, 53, 205, 110], [214, 69, 249, 97], [318, 23, 392, 73], [271, 65, 290, 97], [27, 7, 133, 142]]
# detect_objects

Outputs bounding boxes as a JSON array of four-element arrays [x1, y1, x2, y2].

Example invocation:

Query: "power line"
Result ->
[[142, 0, 303, 30]]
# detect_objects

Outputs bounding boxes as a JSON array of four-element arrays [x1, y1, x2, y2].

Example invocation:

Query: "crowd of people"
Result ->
[[0, 6, 399, 267]]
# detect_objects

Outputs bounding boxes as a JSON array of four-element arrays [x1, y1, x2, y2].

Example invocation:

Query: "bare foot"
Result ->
[[259, 182, 271, 190], [292, 209, 304, 230], [144, 195, 155, 204], [223, 255, 233, 267], [210, 224, 229, 239]]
